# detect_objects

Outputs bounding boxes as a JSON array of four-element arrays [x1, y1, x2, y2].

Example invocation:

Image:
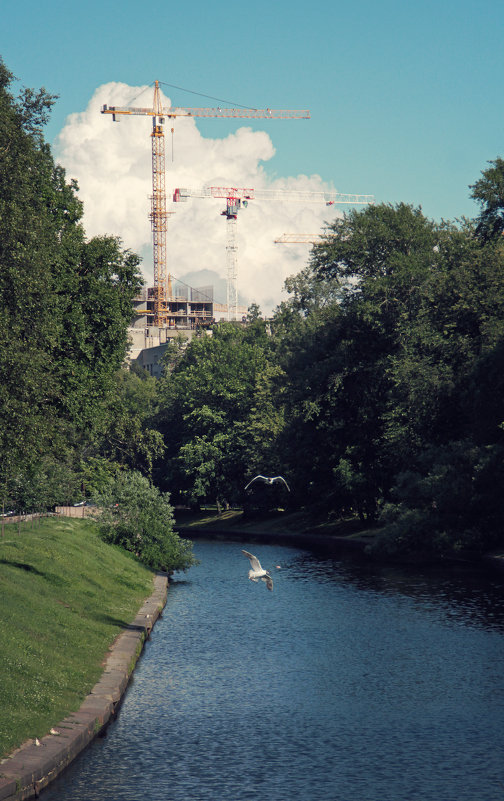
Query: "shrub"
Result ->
[[93, 471, 197, 572]]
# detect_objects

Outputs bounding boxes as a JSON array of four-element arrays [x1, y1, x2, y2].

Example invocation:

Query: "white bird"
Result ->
[[50, 728, 60, 735], [244, 475, 290, 491], [242, 550, 273, 591]]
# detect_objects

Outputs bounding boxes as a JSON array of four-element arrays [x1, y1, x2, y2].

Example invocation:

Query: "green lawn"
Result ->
[[0, 516, 155, 758]]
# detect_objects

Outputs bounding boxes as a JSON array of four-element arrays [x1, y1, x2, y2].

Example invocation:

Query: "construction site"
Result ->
[[100, 80, 374, 374], [128, 280, 247, 377]]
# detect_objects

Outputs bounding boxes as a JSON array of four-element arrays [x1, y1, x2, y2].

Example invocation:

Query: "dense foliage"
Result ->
[[3, 57, 504, 560], [93, 471, 197, 572], [150, 178, 504, 557], [154, 318, 285, 510], [271, 198, 504, 554], [0, 59, 144, 511], [0, 60, 196, 571]]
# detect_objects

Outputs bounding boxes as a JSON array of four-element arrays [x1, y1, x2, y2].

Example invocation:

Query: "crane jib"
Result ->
[[101, 105, 310, 120], [100, 86, 312, 325]]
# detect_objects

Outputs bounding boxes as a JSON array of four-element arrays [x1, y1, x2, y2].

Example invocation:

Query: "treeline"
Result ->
[[0, 60, 195, 572], [2, 60, 504, 559], [0, 59, 147, 510], [149, 177, 504, 557]]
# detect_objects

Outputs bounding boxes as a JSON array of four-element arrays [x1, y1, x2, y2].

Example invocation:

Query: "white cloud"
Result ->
[[54, 82, 342, 315]]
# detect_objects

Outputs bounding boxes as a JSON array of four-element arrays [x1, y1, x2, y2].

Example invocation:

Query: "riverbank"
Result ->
[[0, 517, 168, 800], [0, 574, 167, 801], [176, 508, 386, 553], [175, 508, 504, 571]]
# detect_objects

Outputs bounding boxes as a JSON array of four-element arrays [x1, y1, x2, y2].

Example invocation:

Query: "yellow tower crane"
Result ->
[[101, 81, 310, 326]]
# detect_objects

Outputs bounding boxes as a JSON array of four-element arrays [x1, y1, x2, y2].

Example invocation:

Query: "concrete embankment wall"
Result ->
[[0, 574, 168, 801]]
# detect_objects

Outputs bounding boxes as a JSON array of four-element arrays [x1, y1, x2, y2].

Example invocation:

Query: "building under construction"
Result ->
[[131, 281, 215, 329], [127, 280, 248, 376], [127, 281, 212, 375], [101, 81, 310, 328]]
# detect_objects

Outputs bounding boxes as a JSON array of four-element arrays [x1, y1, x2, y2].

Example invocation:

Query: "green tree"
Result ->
[[470, 157, 504, 242], [96, 368, 165, 477], [93, 471, 197, 572], [273, 199, 504, 530], [271, 205, 441, 520], [371, 439, 504, 557], [246, 302, 263, 322], [156, 323, 284, 508], [0, 59, 143, 509]]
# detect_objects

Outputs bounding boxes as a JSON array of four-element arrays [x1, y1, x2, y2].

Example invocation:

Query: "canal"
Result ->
[[42, 539, 504, 800]]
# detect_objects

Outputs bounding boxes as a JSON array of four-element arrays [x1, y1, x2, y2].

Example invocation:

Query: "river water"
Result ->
[[42, 539, 504, 801]]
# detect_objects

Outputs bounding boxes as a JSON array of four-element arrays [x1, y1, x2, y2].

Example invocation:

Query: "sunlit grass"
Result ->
[[0, 517, 154, 758]]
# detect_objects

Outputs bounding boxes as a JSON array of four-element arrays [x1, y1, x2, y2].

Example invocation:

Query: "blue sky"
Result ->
[[2, 0, 503, 223]]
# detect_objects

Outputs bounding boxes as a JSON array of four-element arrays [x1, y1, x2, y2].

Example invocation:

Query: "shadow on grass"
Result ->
[[92, 612, 150, 632], [0, 559, 71, 588], [0, 558, 46, 576]]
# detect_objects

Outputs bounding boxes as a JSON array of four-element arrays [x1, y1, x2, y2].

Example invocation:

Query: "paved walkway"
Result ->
[[0, 574, 168, 801]]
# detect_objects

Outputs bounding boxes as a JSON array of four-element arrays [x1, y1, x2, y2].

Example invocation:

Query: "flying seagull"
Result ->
[[244, 475, 290, 491], [242, 550, 273, 591]]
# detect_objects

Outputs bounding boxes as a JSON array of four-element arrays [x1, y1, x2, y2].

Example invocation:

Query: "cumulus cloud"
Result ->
[[54, 82, 342, 314]]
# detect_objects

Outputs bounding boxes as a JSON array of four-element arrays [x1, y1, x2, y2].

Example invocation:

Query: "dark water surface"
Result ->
[[42, 540, 504, 801]]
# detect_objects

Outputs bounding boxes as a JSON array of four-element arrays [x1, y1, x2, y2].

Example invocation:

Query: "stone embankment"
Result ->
[[0, 574, 168, 801]]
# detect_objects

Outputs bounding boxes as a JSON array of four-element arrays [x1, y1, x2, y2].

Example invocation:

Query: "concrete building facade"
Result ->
[[127, 283, 248, 377], [128, 284, 214, 377]]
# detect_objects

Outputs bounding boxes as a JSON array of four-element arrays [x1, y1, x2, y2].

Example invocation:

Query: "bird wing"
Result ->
[[263, 575, 274, 591], [244, 475, 268, 490], [242, 549, 262, 571], [272, 476, 290, 491]]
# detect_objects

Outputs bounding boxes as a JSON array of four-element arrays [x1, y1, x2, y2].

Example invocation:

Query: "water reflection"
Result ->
[[292, 549, 504, 632], [42, 540, 504, 801]]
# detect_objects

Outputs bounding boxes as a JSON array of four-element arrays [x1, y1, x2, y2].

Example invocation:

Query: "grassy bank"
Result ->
[[175, 509, 504, 568], [0, 516, 155, 759], [174, 508, 375, 541]]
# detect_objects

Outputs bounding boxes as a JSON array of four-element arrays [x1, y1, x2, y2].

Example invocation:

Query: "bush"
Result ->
[[369, 505, 448, 557], [370, 440, 504, 557], [93, 471, 197, 572]]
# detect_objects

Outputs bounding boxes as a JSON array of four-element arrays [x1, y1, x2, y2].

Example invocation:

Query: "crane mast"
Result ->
[[101, 81, 310, 325], [149, 82, 168, 324], [226, 212, 239, 321]]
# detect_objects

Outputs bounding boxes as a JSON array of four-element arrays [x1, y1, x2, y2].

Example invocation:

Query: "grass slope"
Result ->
[[0, 517, 154, 758], [175, 508, 373, 539]]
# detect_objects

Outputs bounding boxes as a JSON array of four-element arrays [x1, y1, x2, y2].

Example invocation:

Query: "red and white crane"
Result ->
[[173, 186, 374, 319], [101, 81, 310, 325]]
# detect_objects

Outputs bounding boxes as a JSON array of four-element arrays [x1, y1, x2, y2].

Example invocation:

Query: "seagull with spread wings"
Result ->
[[244, 475, 290, 492], [242, 550, 274, 591]]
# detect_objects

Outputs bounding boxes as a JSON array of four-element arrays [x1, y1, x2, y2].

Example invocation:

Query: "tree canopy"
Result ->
[[268, 199, 504, 551], [155, 321, 284, 510], [146, 184, 504, 556], [93, 471, 197, 572], [0, 59, 143, 510], [3, 56, 504, 560]]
